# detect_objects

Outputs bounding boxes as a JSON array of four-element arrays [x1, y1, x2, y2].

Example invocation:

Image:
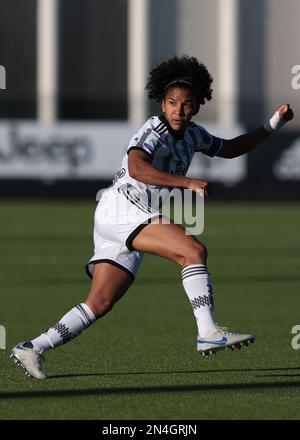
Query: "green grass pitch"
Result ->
[[1, 200, 300, 420]]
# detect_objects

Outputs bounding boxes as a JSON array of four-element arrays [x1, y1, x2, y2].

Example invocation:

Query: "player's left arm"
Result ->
[[217, 103, 294, 159]]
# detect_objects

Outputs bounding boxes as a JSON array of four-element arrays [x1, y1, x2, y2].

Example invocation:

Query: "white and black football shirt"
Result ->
[[112, 115, 223, 195]]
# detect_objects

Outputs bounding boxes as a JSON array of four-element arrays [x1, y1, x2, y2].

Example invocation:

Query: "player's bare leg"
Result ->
[[11, 263, 133, 379], [85, 263, 134, 318], [131, 218, 207, 267], [132, 218, 255, 356]]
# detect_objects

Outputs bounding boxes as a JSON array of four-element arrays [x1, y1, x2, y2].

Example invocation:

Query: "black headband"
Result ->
[[164, 79, 196, 92]]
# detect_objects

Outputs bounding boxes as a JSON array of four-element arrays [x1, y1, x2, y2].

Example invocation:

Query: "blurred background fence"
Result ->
[[0, 0, 299, 199]]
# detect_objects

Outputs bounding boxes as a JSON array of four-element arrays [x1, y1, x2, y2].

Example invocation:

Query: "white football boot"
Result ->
[[10, 342, 47, 379], [197, 327, 255, 357]]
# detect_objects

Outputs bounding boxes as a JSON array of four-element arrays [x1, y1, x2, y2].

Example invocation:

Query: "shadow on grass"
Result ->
[[256, 373, 300, 378], [1, 380, 300, 400], [48, 366, 300, 380]]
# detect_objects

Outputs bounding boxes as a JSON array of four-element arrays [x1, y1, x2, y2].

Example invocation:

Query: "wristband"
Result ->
[[263, 110, 287, 133]]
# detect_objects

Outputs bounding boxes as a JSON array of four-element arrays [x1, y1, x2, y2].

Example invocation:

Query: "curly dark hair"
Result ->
[[145, 55, 213, 108]]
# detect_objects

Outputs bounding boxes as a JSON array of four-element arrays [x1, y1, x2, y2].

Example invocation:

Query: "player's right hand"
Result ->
[[187, 179, 209, 198]]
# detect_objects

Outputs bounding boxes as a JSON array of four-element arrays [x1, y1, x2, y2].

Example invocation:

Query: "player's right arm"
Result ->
[[128, 149, 208, 193]]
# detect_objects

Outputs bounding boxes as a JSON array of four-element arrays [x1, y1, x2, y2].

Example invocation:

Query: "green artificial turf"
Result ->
[[1, 200, 300, 420]]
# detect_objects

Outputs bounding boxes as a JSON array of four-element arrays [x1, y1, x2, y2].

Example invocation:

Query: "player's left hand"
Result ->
[[264, 103, 294, 133], [277, 103, 294, 121]]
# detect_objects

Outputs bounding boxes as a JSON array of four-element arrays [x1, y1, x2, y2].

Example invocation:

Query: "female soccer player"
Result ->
[[11, 55, 294, 379]]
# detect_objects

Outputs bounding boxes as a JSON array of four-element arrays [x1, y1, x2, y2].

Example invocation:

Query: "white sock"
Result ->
[[30, 303, 96, 353], [182, 264, 217, 338]]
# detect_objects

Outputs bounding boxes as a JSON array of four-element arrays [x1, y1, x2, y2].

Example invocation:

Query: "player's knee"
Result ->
[[86, 295, 115, 318], [189, 242, 207, 261], [181, 241, 208, 267]]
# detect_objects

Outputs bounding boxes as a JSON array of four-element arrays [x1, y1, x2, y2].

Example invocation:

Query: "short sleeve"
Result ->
[[127, 121, 160, 157], [188, 124, 223, 157]]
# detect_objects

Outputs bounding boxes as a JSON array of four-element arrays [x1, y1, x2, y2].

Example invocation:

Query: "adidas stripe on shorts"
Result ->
[[86, 186, 161, 280]]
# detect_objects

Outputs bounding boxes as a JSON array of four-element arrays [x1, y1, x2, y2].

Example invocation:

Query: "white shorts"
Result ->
[[86, 186, 161, 280]]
